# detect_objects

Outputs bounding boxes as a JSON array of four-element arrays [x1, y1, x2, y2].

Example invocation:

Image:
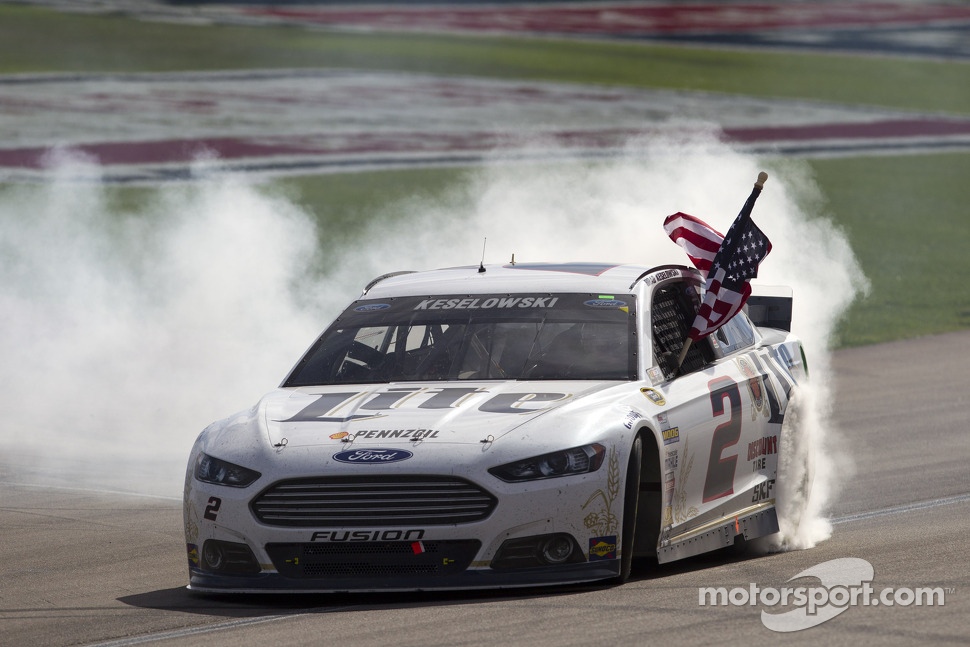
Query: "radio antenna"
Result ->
[[478, 237, 487, 273]]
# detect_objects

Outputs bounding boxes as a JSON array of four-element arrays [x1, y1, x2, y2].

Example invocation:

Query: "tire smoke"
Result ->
[[1, 133, 867, 556], [0, 152, 327, 496]]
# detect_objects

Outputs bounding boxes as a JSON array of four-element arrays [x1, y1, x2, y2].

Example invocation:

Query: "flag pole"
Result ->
[[674, 172, 769, 374]]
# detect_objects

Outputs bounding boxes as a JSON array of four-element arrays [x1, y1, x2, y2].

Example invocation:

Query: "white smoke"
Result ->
[[0, 131, 867, 551], [0, 152, 329, 496], [361, 131, 869, 551]]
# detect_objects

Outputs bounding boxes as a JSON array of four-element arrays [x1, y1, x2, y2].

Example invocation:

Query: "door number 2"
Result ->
[[702, 377, 742, 503]]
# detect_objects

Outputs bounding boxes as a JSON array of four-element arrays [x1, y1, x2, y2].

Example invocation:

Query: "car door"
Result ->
[[647, 278, 777, 546]]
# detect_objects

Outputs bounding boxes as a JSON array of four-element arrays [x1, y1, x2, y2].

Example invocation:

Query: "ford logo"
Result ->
[[354, 303, 391, 312], [332, 448, 413, 464], [584, 299, 627, 309]]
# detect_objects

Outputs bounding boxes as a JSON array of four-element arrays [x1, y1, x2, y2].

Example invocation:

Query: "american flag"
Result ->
[[662, 212, 723, 273], [663, 209, 771, 341]]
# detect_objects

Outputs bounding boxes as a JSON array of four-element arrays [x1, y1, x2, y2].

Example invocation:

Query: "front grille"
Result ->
[[266, 540, 481, 579], [250, 475, 497, 527]]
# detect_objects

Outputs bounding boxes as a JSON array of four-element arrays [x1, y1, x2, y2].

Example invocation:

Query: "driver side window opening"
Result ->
[[651, 282, 713, 379]]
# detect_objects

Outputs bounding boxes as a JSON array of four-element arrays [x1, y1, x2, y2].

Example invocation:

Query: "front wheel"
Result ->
[[615, 435, 642, 583]]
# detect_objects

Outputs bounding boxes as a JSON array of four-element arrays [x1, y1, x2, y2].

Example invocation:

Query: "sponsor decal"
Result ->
[[311, 529, 426, 542], [623, 410, 642, 430], [747, 435, 778, 460], [414, 296, 559, 310], [751, 478, 775, 503], [641, 387, 666, 406], [186, 544, 199, 566], [647, 366, 664, 385], [279, 387, 568, 422], [332, 448, 413, 464], [584, 297, 628, 310], [664, 471, 675, 507], [353, 428, 440, 440], [588, 535, 617, 561], [662, 427, 680, 445], [353, 303, 391, 312], [665, 449, 678, 471], [330, 431, 350, 440], [660, 523, 673, 548], [478, 391, 570, 414], [738, 356, 768, 420]]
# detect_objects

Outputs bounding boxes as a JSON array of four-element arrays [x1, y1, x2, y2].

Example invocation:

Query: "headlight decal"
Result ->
[[194, 453, 261, 487], [488, 443, 606, 482]]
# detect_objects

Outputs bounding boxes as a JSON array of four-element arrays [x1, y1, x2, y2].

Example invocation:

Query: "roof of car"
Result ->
[[361, 262, 694, 298]]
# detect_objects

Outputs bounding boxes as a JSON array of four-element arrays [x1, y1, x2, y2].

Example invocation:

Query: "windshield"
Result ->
[[284, 293, 636, 385]]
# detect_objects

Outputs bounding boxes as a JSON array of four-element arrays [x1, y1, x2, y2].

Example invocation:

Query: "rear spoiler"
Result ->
[[745, 285, 793, 331]]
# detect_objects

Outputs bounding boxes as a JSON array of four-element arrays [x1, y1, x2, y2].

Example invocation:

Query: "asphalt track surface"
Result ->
[[2, 3, 968, 645], [2, 330, 968, 647]]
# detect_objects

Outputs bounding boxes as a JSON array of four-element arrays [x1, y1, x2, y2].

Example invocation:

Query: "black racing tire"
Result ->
[[616, 434, 643, 583]]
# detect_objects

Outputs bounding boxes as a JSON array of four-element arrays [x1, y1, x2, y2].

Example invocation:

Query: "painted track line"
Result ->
[[0, 480, 181, 502], [831, 492, 970, 525], [81, 614, 306, 647]]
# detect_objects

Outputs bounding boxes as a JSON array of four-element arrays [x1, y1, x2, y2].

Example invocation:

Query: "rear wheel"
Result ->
[[616, 435, 643, 583]]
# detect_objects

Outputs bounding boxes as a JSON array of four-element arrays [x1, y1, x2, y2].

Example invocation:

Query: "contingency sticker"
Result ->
[[588, 535, 617, 561]]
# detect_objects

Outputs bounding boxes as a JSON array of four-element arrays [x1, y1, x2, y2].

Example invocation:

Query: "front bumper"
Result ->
[[184, 469, 626, 593], [187, 559, 620, 593], [184, 436, 632, 593]]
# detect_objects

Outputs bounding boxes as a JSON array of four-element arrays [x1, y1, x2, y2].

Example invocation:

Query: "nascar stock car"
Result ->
[[184, 260, 809, 593]]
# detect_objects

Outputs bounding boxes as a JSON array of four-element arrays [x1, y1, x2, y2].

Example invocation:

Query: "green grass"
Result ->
[[2, 4, 969, 347], [809, 153, 970, 346]]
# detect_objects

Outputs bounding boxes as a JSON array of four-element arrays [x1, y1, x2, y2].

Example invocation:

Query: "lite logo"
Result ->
[[280, 387, 571, 423]]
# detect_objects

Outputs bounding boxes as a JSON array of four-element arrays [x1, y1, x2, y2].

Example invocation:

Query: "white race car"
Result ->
[[184, 261, 808, 593]]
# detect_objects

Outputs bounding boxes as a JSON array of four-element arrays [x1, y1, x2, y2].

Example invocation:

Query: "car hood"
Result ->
[[260, 381, 622, 448]]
